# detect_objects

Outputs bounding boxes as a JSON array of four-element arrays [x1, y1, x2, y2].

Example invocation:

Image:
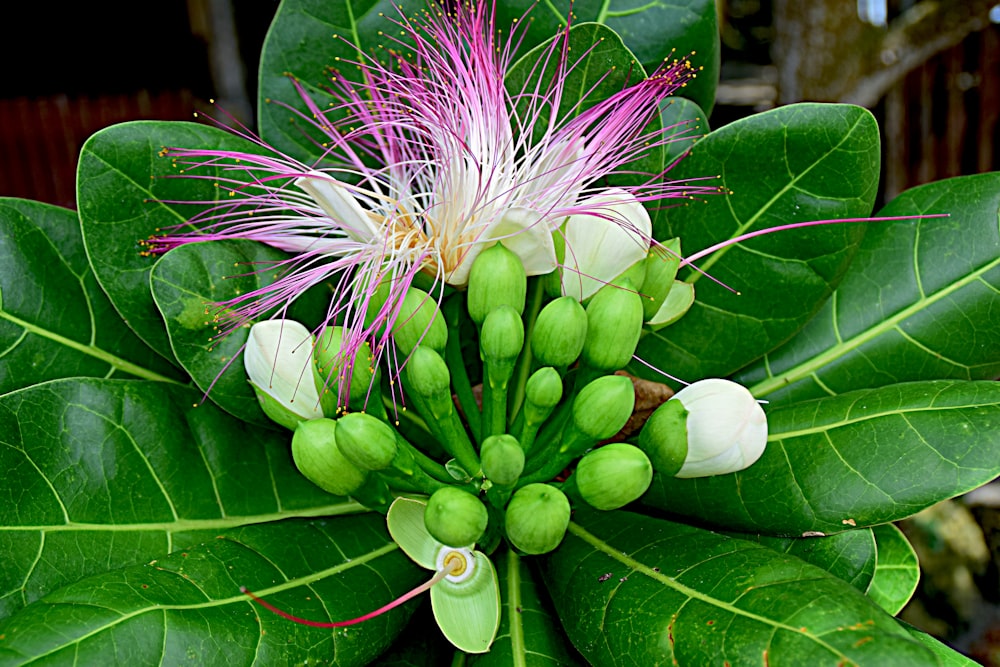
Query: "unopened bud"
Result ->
[[669, 379, 768, 478], [291, 418, 368, 496], [571, 374, 635, 441], [581, 279, 644, 371], [335, 412, 399, 471], [393, 287, 447, 356], [505, 483, 571, 555], [244, 320, 323, 429], [468, 243, 527, 324], [312, 325, 378, 415], [405, 345, 451, 400], [424, 487, 489, 547], [575, 444, 652, 510], [637, 398, 688, 476], [481, 434, 525, 486], [640, 239, 681, 321], [481, 305, 525, 374], [530, 296, 587, 367]]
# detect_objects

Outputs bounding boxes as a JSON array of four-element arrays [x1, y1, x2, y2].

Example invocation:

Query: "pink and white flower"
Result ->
[[147, 1, 715, 393]]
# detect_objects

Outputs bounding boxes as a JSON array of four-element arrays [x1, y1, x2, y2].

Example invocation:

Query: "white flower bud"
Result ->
[[244, 320, 323, 429], [670, 379, 767, 478]]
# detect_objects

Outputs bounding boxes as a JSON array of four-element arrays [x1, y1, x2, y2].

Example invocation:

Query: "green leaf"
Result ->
[[743, 529, 877, 594], [0, 199, 184, 394], [495, 0, 720, 113], [150, 239, 329, 425], [467, 548, 583, 667], [867, 524, 920, 615], [635, 103, 881, 386], [257, 0, 421, 162], [737, 173, 1000, 403], [642, 380, 1000, 535], [77, 121, 267, 364], [0, 516, 424, 666], [544, 509, 938, 666], [0, 378, 360, 619], [902, 625, 980, 666]]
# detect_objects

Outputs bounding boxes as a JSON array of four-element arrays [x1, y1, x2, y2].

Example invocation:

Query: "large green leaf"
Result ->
[[0, 516, 424, 666], [635, 103, 881, 386], [642, 381, 1000, 535], [257, 0, 421, 163], [867, 523, 920, 615], [468, 548, 582, 667], [543, 509, 938, 666], [0, 199, 183, 394], [747, 529, 877, 594], [0, 378, 359, 620], [151, 240, 330, 425], [495, 0, 720, 113], [77, 121, 266, 363], [737, 173, 1000, 403]]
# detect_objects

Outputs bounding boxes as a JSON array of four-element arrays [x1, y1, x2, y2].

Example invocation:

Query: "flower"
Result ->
[[667, 378, 768, 478], [146, 1, 715, 397], [386, 497, 500, 653], [243, 319, 323, 429]]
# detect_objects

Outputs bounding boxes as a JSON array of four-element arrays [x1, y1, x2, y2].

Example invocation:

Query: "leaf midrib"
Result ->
[[750, 255, 1000, 397], [566, 521, 857, 663]]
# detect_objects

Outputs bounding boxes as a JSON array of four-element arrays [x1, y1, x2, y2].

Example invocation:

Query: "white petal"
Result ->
[[296, 172, 379, 243], [561, 189, 652, 301], [244, 320, 323, 421], [446, 207, 558, 286]]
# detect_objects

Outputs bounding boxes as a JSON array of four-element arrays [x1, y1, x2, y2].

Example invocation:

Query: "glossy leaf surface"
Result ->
[[737, 173, 1000, 403], [643, 381, 1000, 534], [0, 199, 183, 394], [77, 121, 265, 361], [635, 103, 881, 386], [0, 378, 359, 619], [151, 239, 328, 425], [749, 529, 877, 593], [0, 516, 423, 666], [868, 523, 920, 615], [544, 509, 938, 666]]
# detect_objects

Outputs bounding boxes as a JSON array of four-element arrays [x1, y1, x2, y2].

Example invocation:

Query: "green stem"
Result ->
[[443, 295, 482, 444], [509, 277, 544, 418]]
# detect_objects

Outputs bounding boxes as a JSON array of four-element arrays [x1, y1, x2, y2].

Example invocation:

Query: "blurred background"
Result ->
[[1, 0, 999, 662]]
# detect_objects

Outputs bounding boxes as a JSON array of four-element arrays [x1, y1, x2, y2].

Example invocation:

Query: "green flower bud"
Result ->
[[393, 287, 448, 356], [669, 379, 768, 478], [424, 487, 489, 546], [335, 412, 398, 471], [244, 320, 323, 430], [312, 325, 378, 416], [406, 345, 452, 401], [575, 443, 653, 510], [571, 374, 635, 441], [504, 483, 571, 555], [524, 366, 563, 412], [640, 239, 681, 321], [468, 242, 527, 324], [637, 398, 688, 476], [291, 418, 368, 496], [530, 296, 587, 367], [481, 434, 525, 487], [480, 305, 525, 371], [581, 279, 644, 372]]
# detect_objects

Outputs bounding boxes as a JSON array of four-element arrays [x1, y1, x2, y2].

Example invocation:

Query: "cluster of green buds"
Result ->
[[242, 240, 769, 651]]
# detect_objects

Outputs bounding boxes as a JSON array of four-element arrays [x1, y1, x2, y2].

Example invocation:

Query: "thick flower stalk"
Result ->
[[144, 0, 716, 398]]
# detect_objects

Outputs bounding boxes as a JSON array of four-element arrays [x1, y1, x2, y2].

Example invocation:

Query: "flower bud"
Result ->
[[424, 487, 489, 547], [505, 483, 571, 555], [530, 296, 587, 367], [405, 345, 452, 401], [244, 320, 323, 429], [637, 398, 688, 476], [571, 374, 635, 441], [524, 367, 563, 413], [669, 379, 768, 478], [468, 242, 527, 324], [480, 305, 524, 373], [574, 443, 652, 510], [481, 434, 525, 486], [393, 287, 448, 356], [335, 412, 399, 471], [581, 279, 644, 372], [291, 418, 368, 496], [312, 325, 378, 415], [640, 239, 681, 320]]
